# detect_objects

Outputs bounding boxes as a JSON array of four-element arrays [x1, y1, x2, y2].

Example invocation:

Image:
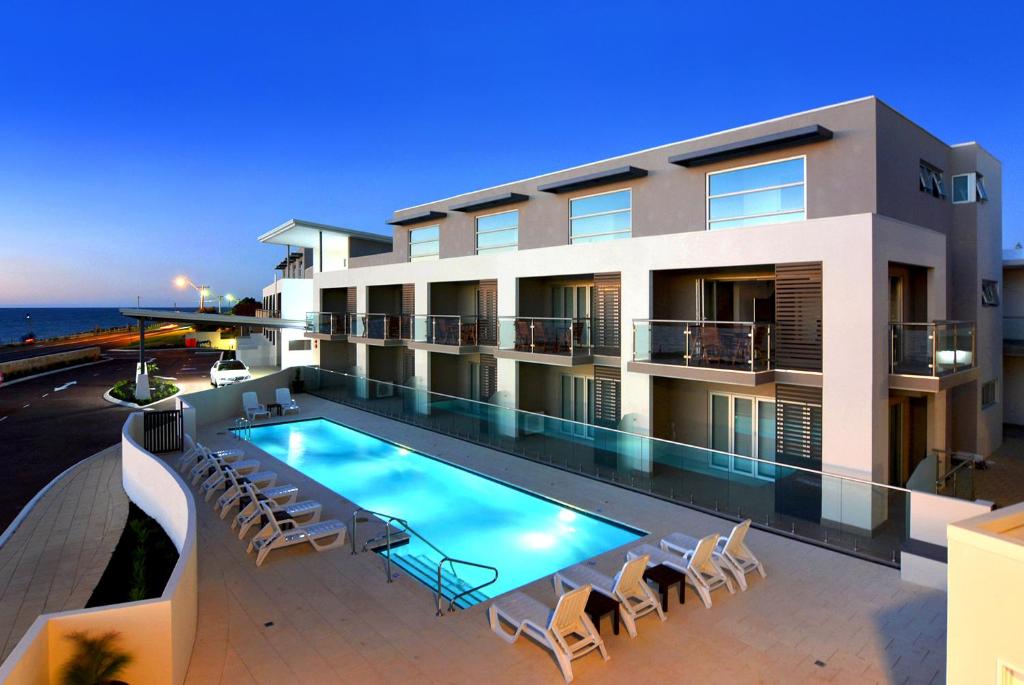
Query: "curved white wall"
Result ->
[[0, 412, 198, 685]]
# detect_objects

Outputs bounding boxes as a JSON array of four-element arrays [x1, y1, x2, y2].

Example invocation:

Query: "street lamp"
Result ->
[[210, 292, 236, 314], [174, 276, 210, 311]]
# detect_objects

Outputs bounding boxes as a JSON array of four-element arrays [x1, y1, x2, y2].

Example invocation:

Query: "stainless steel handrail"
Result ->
[[350, 507, 496, 614], [937, 454, 976, 499], [436, 556, 499, 616]]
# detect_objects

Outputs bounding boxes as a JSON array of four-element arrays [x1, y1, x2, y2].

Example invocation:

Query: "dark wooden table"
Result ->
[[584, 590, 620, 635], [266, 402, 282, 416], [644, 564, 685, 611]]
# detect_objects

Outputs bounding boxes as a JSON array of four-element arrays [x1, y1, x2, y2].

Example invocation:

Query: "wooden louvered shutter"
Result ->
[[776, 384, 822, 463], [593, 365, 621, 428], [774, 263, 822, 371], [479, 353, 497, 401], [401, 284, 415, 314], [477, 280, 497, 346], [346, 287, 357, 313], [594, 273, 621, 356]]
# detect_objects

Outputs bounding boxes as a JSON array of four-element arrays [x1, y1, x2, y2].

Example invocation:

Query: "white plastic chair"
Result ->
[[553, 555, 665, 637], [275, 387, 300, 415], [242, 391, 269, 420]]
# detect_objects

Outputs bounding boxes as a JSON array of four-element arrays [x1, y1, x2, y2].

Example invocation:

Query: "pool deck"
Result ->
[[183, 396, 947, 684]]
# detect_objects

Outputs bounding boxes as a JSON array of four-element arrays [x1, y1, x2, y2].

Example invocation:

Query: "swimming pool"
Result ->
[[242, 418, 643, 605]]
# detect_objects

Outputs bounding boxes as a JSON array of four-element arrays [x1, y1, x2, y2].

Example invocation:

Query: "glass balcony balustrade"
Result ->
[[633, 320, 772, 372], [497, 317, 593, 356], [889, 321, 975, 376]]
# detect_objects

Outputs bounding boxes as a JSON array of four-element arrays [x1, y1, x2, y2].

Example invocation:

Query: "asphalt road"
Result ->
[[0, 348, 221, 530], [0, 325, 190, 363]]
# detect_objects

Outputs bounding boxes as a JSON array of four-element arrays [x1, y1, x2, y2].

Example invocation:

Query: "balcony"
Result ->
[[495, 316, 595, 366], [628, 320, 774, 385], [349, 313, 411, 346], [304, 312, 350, 341], [405, 315, 489, 354], [889, 321, 977, 392]]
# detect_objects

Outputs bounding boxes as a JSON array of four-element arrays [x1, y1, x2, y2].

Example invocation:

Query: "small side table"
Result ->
[[643, 564, 685, 611], [583, 590, 620, 635], [267, 402, 283, 417]]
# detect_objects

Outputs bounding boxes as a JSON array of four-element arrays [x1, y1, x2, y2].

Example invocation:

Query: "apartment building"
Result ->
[[250, 219, 392, 369], [296, 96, 1001, 532]]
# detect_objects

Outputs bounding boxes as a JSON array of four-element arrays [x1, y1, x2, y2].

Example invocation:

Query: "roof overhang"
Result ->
[[387, 210, 448, 227], [537, 166, 648, 194], [258, 219, 391, 249], [119, 308, 304, 330], [668, 125, 834, 167], [450, 192, 530, 213]]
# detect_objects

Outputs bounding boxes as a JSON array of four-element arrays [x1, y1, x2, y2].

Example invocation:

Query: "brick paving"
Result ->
[[0, 445, 128, 662]]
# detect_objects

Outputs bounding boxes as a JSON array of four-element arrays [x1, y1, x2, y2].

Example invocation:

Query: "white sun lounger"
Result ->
[[489, 585, 608, 683], [710, 519, 766, 591], [553, 555, 665, 638], [176, 435, 245, 474], [627, 537, 733, 609], [274, 387, 300, 415], [242, 391, 270, 420], [234, 485, 322, 539], [187, 449, 250, 483], [201, 465, 276, 502], [247, 502, 347, 567], [661, 532, 739, 598], [192, 456, 260, 486], [217, 478, 299, 518]]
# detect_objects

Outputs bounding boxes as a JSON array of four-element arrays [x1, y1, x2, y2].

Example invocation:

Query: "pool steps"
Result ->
[[387, 551, 490, 609]]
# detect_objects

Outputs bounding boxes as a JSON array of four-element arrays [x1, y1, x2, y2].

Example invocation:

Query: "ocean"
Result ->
[[0, 307, 139, 344]]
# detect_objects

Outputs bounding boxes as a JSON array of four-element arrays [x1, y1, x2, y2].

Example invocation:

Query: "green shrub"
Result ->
[[108, 379, 178, 406]]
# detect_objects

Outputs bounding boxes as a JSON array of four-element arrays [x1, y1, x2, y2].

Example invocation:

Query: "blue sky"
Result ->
[[1, 1, 1021, 306]]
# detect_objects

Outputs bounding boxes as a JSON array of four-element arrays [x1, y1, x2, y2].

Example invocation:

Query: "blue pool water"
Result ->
[[243, 418, 643, 601]]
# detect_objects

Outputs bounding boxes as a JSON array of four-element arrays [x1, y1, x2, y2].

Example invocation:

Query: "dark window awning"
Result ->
[[538, 165, 648, 194], [274, 259, 288, 270], [387, 210, 447, 226], [668, 125, 833, 167], [450, 192, 530, 213]]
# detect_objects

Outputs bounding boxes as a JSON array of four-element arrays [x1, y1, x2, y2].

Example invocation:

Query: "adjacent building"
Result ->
[[265, 97, 1001, 530]]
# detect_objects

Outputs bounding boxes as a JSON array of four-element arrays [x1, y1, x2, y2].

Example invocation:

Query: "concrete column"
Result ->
[[413, 280, 431, 413], [355, 285, 369, 398], [494, 275, 519, 436], [820, 219, 885, 531], [618, 266, 651, 471]]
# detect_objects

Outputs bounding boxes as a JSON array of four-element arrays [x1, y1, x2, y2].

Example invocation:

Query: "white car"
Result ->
[[210, 359, 252, 387]]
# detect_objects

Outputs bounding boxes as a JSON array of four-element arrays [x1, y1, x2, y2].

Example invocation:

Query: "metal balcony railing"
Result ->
[[350, 314, 412, 341], [412, 315, 481, 346], [889, 321, 975, 376], [255, 308, 279, 319], [633, 320, 773, 372], [305, 312, 350, 335], [497, 317, 593, 355]]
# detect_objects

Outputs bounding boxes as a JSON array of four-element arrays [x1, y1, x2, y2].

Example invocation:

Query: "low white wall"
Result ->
[[0, 413, 198, 685], [178, 368, 293, 426], [909, 490, 992, 547]]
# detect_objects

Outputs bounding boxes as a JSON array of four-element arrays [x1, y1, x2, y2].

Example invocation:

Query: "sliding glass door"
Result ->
[[561, 374, 595, 439], [709, 392, 776, 480]]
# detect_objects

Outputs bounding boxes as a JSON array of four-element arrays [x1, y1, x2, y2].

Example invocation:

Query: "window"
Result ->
[[952, 172, 989, 204], [982, 279, 1000, 307], [919, 161, 946, 199], [982, 379, 997, 408], [569, 189, 631, 244], [476, 210, 518, 255], [707, 157, 805, 230], [288, 339, 311, 351], [408, 225, 440, 262]]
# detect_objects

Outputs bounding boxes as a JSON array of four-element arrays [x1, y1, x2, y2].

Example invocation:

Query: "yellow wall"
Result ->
[[947, 503, 1024, 683]]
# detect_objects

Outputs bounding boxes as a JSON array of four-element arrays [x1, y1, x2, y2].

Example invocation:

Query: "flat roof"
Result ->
[[119, 308, 304, 329], [258, 219, 392, 249]]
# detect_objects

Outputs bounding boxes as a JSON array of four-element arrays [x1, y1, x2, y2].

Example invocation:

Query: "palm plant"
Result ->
[[61, 631, 132, 685]]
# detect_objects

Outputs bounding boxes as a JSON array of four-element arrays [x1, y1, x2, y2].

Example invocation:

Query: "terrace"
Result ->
[[0, 371, 977, 684]]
